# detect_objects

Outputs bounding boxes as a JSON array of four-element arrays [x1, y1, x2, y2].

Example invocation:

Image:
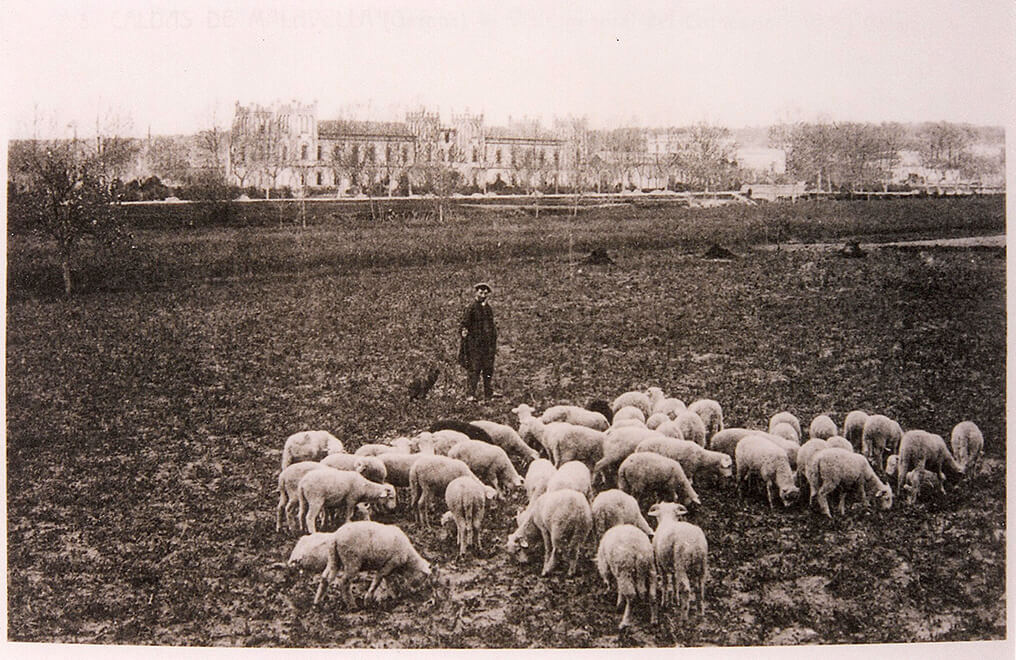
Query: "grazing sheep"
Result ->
[[593, 425, 662, 486], [611, 390, 653, 418], [646, 413, 672, 430], [885, 454, 900, 479], [809, 414, 838, 440], [770, 422, 801, 445], [524, 458, 558, 504], [281, 430, 344, 470], [408, 366, 441, 400], [443, 475, 498, 557], [842, 410, 869, 450], [286, 532, 335, 574], [654, 420, 686, 440], [768, 412, 802, 440], [950, 421, 984, 475], [826, 436, 854, 452], [805, 448, 893, 518], [319, 453, 388, 484], [314, 521, 432, 607], [508, 489, 593, 577], [514, 408, 605, 470], [795, 438, 830, 496], [862, 414, 902, 472], [586, 399, 615, 424], [408, 455, 479, 526], [430, 429, 472, 456], [448, 439, 523, 495], [687, 399, 724, 442], [674, 410, 708, 447], [734, 434, 799, 508], [539, 405, 610, 431], [900, 467, 945, 505], [297, 468, 397, 533], [708, 428, 756, 458], [613, 405, 647, 426], [592, 489, 657, 538], [897, 430, 965, 494], [277, 461, 328, 532], [429, 419, 496, 445], [596, 524, 658, 630], [377, 453, 425, 488], [546, 461, 594, 501], [635, 436, 733, 484], [617, 452, 701, 508], [647, 387, 686, 418], [354, 436, 413, 457], [648, 501, 708, 622], [469, 419, 541, 465], [763, 432, 801, 470]]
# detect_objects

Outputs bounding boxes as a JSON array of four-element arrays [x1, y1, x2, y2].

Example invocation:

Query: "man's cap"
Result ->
[[473, 282, 492, 292]]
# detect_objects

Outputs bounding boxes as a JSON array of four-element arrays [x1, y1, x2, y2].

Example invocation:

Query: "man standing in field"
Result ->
[[458, 282, 498, 401]]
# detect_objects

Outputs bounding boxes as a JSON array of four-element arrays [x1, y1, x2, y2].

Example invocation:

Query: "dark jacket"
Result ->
[[458, 300, 497, 370]]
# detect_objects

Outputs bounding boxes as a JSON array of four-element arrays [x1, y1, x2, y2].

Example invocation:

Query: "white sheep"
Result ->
[[612, 405, 648, 426], [842, 410, 869, 450], [885, 454, 899, 478], [281, 430, 344, 470], [900, 467, 945, 505], [708, 427, 756, 458], [768, 412, 802, 440], [809, 414, 838, 440], [674, 410, 708, 447], [795, 438, 830, 495], [284, 532, 336, 575], [591, 488, 657, 538], [538, 405, 610, 431], [376, 453, 426, 488], [950, 421, 984, 475], [734, 434, 799, 508], [546, 460, 594, 501], [648, 501, 708, 622], [442, 475, 498, 557], [617, 452, 701, 508], [654, 420, 686, 440], [647, 387, 686, 418], [596, 524, 658, 630], [688, 399, 724, 442], [646, 412, 672, 430], [804, 448, 893, 518], [448, 439, 524, 495], [297, 468, 397, 533], [761, 431, 801, 470], [635, 436, 733, 484], [320, 453, 387, 483], [469, 419, 541, 464], [611, 390, 653, 418], [507, 488, 593, 577], [593, 425, 666, 486], [862, 414, 903, 472], [408, 455, 479, 527], [514, 408, 605, 470], [313, 521, 432, 607], [430, 429, 473, 456], [769, 422, 801, 445], [610, 418, 647, 429], [353, 436, 413, 457], [523, 458, 558, 504], [897, 430, 965, 495], [276, 461, 328, 532], [826, 435, 854, 452]]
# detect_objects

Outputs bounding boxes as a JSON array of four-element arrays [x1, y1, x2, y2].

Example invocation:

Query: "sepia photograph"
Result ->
[[3, 0, 1012, 657]]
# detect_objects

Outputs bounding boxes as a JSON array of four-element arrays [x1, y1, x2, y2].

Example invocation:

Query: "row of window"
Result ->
[[239, 141, 563, 168]]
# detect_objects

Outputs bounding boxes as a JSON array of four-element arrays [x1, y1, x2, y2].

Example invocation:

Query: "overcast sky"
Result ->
[[3, 0, 1014, 138]]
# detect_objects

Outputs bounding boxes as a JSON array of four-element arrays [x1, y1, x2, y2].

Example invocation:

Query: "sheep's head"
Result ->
[[374, 483, 398, 510], [779, 485, 800, 507], [717, 455, 733, 478], [647, 501, 689, 521], [885, 454, 899, 478], [876, 484, 894, 510], [506, 530, 530, 563], [483, 485, 498, 500], [646, 387, 665, 404]]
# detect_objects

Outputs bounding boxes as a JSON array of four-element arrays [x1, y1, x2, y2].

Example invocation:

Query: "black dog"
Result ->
[[408, 366, 441, 400]]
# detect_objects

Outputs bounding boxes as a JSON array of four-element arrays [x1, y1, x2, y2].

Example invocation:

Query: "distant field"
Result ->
[[5, 197, 1007, 647]]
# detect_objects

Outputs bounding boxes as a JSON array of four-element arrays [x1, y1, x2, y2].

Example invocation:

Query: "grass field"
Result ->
[[5, 196, 1007, 648]]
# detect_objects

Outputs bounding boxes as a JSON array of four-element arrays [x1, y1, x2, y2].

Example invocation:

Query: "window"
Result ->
[[316, 171, 323, 186], [350, 144, 359, 166], [472, 147, 478, 163], [301, 144, 308, 160], [402, 145, 409, 162], [334, 145, 342, 160], [282, 145, 288, 161], [317, 145, 322, 161], [539, 150, 545, 166], [554, 151, 560, 167], [367, 145, 376, 164], [386, 145, 392, 163], [496, 149, 502, 164]]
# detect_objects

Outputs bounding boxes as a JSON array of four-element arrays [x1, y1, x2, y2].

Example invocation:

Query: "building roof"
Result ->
[[318, 119, 415, 138]]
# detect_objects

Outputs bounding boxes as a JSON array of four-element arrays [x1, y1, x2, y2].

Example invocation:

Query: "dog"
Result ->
[[408, 366, 441, 400]]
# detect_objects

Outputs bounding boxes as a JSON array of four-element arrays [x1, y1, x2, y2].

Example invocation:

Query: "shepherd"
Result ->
[[458, 282, 499, 401]]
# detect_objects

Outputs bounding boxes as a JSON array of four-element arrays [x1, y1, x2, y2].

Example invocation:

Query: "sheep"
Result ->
[[408, 455, 479, 526], [862, 414, 903, 472], [377, 453, 425, 488], [770, 422, 801, 445], [885, 454, 900, 479], [593, 425, 663, 486], [539, 405, 610, 431], [795, 438, 830, 496], [648, 501, 708, 622], [826, 435, 854, 452], [354, 436, 413, 457], [611, 390, 653, 418], [646, 412, 672, 430], [468, 419, 541, 465], [809, 414, 838, 440], [708, 427, 756, 458], [674, 410, 708, 447], [297, 468, 397, 533], [313, 520, 432, 607], [687, 399, 724, 442], [734, 434, 799, 508], [507, 488, 593, 577], [276, 461, 329, 532], [950, 421, 984, 475], [514, 408, 605, 470], [647, 387, 686, 418], [768, 412, 802, 440], [286, 532, 335, 575], [763, 432, 801, 470], [900, 467, 945, 505], [596, 524, 658, 630], [612, 405, 647, 426], [591, 489, 656, 538], [617, 452, 701, 508], [611, 418, 647, 429], [586, 399, 615, 424], [842, 410, 869, 450], [546, 461, 594, 501], [442, 475, 498, 557], [448, 439, 523, 495], [429, 419, 496, 444], [524, 458, 558, 504], [804, 448, 893, 518], [320, 453, 387, 483], [654, 420, 686, 440], [635, 436, 733, 485], [281, 430, 344, 470], [897, 430, 965, 494], [430, 429, 473, 456]]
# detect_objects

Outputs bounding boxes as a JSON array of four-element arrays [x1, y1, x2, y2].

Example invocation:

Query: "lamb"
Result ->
[[297, 468, 398, 533], [611, 390, 653, 418], [646, 413, 672, 430], [687, 399, 724, 442], [950, 421, 984, 475], [612, 405, 647, 426], [826, 435, 854, 451], [804, 448, 893, 518], [430, 429, 473, 456], [320, 453, 387, 483], [447, 439, 524, 495], [897, 430, 965, 494], [842, 410, 869, 450], [862, 414, 903, 472], [286, 532, 335, 574], [900, 468, 945, 505], [885, 454, 899, 478], [313, 521, 432, 607], [524, 458, 558, 504], [377, 453, 426, 488], [591, 489, 657, 538], [808, 414, 838, 440], [506, 488, 593, 576], [769, 422, 800, 445], [468, 419, 541, 465], [514, 408, 605, 470], [611, 418, 647, 429], [795, 438, 830, 495], [408, 455, 479, 526], [654, 420, 686, 440], [546, 460, 594, 501], [768, 412, 802, 440], [593, 425, 662, 486], [634, 436, 733, 484], [441, 475, 498, 557], [734, 434, 799, 508], [708, 427, 756, 458], [617, 452, 701, 508], [354, 436, 413, 457], [596, 524, 658, 630], [276, 461, 328, 532], [281, 430, 344, 470], [648, 501, 708, 622], [539, 405, 610, 431], [647, 387, 686, 418], [674, 410, 708, 447]]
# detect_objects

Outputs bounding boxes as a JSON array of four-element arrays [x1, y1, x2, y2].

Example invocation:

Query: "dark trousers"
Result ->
[[466, 365, 494, 397]]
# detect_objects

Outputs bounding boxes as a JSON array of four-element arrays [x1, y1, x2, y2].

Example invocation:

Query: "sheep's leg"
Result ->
[[677, 571, 691, 623], [305, 499, 323, 534], [313, 560, 339, 605], [765, 480, 776, 509], [648, 572, 658, 624], [540, 528, 558, 576], [458, 521, 468, 558], [700, 557, 708, 615], [276, 492, 288, 532], [857, 482, 869, 509], [816, 484, 834, 518], [618, 596, 633, 630]]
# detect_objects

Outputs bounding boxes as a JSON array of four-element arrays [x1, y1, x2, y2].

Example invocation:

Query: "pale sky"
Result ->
[[2, 0, 1014, 138]]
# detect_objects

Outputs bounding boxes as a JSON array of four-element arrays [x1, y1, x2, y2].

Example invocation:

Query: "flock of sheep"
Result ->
[[273, 386, 984, 631]]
